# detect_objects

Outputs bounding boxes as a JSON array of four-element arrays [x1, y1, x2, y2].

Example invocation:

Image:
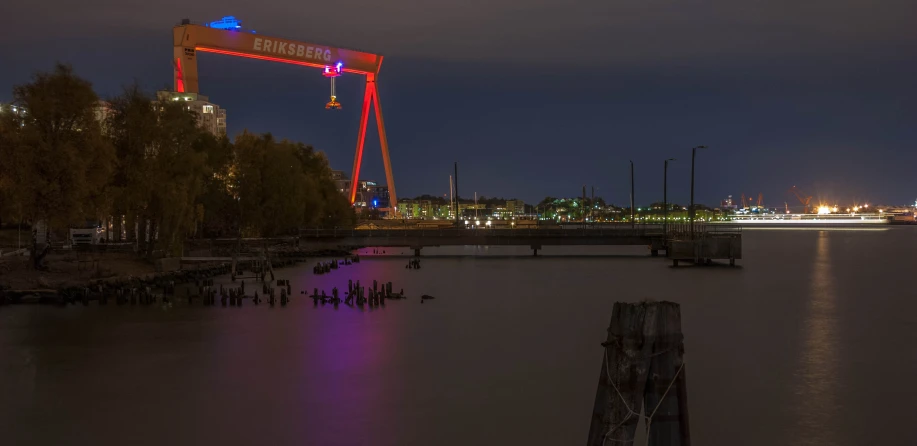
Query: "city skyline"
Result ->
[[2, 1, 915, 205]]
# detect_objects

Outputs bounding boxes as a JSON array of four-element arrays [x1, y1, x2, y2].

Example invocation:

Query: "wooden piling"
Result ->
[[586, 301, 689, 446]]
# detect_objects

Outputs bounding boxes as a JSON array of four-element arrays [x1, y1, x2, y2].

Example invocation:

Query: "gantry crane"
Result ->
[[788, 186, 812, 214], [172, 18, 396, 209]]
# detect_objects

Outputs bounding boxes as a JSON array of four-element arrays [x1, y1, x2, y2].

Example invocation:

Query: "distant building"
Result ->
[[458, 203, 487, 219], [345, 179, 390, 209], [328, 170, 391, 210], [6, 94, 225, 137], [94, 101, 114, 131], [331, 170, 349, 194], [0, 102, 26, 117], [399, 199, 434, 219], [156, 91, 227, 137], [363, 183, 390, 209], [491, 206, 512, 219], [3, 100, 112, 130], [506, 199, 526, 216]]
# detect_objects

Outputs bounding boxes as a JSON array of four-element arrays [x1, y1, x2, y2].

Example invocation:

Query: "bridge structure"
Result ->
[[298, 225, 743, 264]]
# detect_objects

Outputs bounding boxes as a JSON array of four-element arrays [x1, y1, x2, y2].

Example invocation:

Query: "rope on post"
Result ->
[[601, 344, 685, 445]]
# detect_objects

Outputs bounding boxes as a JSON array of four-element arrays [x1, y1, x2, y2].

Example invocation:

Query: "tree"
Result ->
[[409, 194, 448, 205], [148, 100, 214, 255], [3, 64, 355, 262], [9, 64, 115, 267], [0, 110, 24, 228], [106, 84, 160, 248], [197, 136, 237, 238], [106, 85, 221, 256], [231, 132, 354, 236]]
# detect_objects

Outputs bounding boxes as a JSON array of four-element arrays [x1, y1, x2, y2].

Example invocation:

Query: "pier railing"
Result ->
[[298, 225, 741, 239]]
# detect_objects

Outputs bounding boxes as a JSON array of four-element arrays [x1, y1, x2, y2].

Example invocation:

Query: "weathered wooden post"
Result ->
[[586, 301, 689, 446]]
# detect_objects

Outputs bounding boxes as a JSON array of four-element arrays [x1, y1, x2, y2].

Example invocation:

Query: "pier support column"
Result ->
[[412, 247, 422, 257], [531, 245, 542, 257]]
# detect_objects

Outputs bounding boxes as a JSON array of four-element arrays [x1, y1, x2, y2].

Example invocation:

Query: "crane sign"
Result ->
[[172, 19, 396, 208]]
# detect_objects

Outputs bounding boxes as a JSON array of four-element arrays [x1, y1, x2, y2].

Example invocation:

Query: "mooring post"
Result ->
[[586, 301, 689, 446]]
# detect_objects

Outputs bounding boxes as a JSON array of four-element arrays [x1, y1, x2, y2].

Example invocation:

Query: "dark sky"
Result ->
[[3, 1, 916, 207]]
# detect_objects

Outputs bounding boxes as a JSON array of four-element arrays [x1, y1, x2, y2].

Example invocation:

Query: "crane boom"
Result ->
[[173, 24, 383, 94], [788, 186, 812, 213], [171, 20, 396, 210]]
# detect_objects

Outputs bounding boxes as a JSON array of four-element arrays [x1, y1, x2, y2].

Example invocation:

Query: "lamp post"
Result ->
[[690, 145, 707, 239], [663, 158, 675, 236], [630, 160, 635, 229]]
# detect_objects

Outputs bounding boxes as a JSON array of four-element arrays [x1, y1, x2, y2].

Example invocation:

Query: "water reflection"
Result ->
[[792, 231, 839, 445], [5, 230, 917, 445]]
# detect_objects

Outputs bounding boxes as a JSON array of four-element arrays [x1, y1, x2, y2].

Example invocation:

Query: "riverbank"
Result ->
[[0, 248, 353, 296], [0, 252, 156, 290]]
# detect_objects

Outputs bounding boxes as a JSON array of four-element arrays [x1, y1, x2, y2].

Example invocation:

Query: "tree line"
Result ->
[[0, 64, 354, 261]]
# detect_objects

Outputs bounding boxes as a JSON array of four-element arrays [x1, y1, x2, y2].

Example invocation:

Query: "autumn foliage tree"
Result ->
[[2, 64, 115, 266], [106, 85, 225, 256], [0, 64, 353, 263], [230, 131, 354, 237]]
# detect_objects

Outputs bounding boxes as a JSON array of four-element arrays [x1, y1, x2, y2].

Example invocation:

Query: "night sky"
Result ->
[[3, 1, 915, 207]]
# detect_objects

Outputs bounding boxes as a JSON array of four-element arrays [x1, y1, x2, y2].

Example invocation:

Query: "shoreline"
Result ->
[[0, 248, 355, 304]]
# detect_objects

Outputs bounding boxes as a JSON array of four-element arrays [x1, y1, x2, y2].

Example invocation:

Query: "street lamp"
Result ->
[[629, 160, 635, 229], [664, 158, 675, 235], [690, 145, 707, 239]]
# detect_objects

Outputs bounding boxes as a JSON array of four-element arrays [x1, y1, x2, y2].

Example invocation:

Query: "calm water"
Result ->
[[2, 228, 916, 445]]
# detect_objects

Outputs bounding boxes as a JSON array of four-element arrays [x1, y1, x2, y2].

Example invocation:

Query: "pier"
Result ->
[[299, 224, 742, 263]]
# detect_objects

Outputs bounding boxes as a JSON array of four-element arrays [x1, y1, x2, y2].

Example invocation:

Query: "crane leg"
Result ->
[[373, 83, 397, 213], [349, 77, 374, 204]]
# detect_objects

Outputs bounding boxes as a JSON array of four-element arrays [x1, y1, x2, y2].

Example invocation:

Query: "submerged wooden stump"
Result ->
[[586, 301, 689, 446]]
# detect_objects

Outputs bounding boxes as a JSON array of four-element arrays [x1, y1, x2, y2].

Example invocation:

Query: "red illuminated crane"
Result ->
[[788, 186, 812, 214], [172, 19, 396, 209]]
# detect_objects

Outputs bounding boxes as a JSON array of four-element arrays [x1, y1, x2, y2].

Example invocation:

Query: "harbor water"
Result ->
[[1, 227, 915, 445]]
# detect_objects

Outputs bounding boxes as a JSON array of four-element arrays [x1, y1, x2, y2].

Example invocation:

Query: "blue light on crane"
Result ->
[[207, 16, 242, 30], [373, 199, 379, 207]]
